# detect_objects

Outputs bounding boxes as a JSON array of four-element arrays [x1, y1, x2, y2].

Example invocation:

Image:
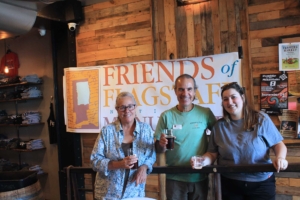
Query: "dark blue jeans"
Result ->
[[221, 174, 276, 200]]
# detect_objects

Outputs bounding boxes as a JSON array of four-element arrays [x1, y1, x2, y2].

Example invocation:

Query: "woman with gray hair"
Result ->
[[91, 92, 156, 200]]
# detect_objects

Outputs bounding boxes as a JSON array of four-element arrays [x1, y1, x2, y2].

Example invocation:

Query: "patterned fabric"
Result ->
[[91, 119, 156, 200]]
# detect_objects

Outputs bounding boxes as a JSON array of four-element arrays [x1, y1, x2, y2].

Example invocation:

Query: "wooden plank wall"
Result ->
[[248, 0, 300, 199], [248, 0, 300, 111], [271, 145, 300, 199], [153, 0, 251, 101], [76, 0, 153, 67], [74, 0, 300, 199]]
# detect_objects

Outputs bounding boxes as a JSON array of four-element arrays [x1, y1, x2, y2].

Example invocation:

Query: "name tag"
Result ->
[[173, 124, 182, 129]]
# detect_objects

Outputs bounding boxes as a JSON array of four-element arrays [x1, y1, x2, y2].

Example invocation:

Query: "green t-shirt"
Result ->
[[154, 104, 216, 182]]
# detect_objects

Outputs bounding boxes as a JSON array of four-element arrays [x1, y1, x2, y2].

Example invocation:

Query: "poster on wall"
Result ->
[[63, 68, 100, 133], [278, 43, 300, 71], [279, 109, 299, 138], [63, 52, 242, 133], [260, 73, 288, 114]]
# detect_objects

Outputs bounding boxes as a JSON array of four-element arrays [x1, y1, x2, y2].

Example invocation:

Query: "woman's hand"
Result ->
[[131, 165, 148, 186], [190, 157, 196, 169], [190, 152, 217, 169], [273, 157, 288, 172], [190, 156, 205, 169], [120, 155, 138, 169], [272, 141, 288, 172]]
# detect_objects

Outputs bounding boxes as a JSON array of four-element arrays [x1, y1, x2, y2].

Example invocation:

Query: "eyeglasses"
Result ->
[[116, 104, 136, 111]]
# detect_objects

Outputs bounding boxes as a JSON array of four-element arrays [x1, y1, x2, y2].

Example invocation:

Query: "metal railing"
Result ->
[[65, 163, 300, 200]]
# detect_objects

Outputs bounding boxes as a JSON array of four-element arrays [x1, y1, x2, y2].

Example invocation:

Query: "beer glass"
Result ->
[[127, 148, 138, 169], [165, 129, 175, 150]]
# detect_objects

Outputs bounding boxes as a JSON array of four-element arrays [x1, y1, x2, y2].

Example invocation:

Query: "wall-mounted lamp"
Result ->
[[177, 0, 210, 6], [4, 66, 9, 74]]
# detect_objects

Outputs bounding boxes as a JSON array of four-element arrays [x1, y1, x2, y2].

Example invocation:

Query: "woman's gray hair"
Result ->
[[115, 92, 137, 107]]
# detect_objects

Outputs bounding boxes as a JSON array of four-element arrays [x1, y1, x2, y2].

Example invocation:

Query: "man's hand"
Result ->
[[159, 133, 168, 148], [155, 134, 167, 153]]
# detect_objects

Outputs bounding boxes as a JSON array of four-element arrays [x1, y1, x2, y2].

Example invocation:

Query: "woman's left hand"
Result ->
[[273, 157, 288, 172], [131, 165, 147, 186]]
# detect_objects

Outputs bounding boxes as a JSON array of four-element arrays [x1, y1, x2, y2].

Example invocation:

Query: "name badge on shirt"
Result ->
[[173, 124, 182, 129]]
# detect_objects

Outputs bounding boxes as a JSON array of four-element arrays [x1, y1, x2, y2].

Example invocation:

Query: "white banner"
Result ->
[[64, 52, 241, 133]]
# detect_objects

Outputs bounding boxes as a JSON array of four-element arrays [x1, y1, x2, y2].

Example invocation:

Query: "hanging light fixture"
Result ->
[[3, 40, 9, 74]]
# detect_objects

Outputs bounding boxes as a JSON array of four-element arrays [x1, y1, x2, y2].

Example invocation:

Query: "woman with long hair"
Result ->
[[191, 82, 288, 200]]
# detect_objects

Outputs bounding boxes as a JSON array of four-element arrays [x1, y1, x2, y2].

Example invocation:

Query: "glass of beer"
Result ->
[[127, 148, 138, 169], [165, 129, 175, 150]]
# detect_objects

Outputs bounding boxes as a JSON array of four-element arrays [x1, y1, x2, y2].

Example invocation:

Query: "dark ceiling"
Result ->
[[0, 0, 108, 40]]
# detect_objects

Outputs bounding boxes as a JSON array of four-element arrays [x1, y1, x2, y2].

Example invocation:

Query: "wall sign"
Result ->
[[63, 52, 241, 133], [260, 73, 288, 115]]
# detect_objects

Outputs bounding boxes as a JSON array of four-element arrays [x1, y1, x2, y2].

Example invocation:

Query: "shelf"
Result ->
[[0, 147, 46, 152], [0, 81, 42, 89], [0, 96, 43, 103], [0, 170, 48, 177], [0, 80, 45, 172], [283, 139, 300, 147], [0, 122, 44, 127]]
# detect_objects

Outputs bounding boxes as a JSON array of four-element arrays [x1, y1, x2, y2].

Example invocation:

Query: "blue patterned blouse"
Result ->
[[90, 119, 156, 200]]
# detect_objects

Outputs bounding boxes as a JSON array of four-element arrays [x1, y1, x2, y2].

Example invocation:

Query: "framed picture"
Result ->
[[279, 109, 299, 138], [278, 43, 300, 71], [279, 35, 300, 71]]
